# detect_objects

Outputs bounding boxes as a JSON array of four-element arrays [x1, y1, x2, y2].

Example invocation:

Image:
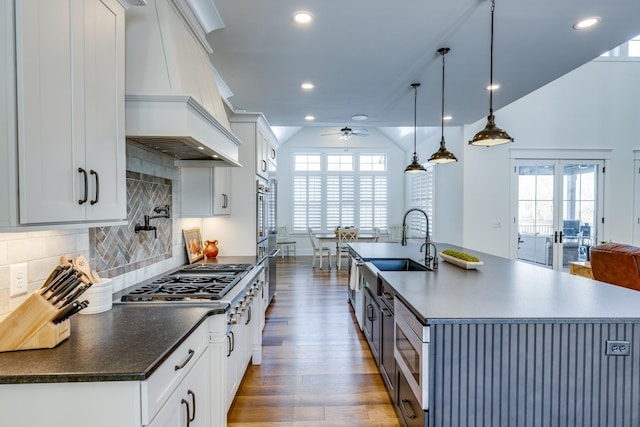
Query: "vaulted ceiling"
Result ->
[[207, 0, 640, 138]]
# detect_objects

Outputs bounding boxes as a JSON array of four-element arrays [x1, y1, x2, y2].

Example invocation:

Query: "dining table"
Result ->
[[314, 233, 378, 268]]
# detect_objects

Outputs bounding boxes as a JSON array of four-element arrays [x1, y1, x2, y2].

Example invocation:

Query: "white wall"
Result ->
[[460, 59, 640, 257], [418, 127, 465, 246], [276, 127, 407, 254]]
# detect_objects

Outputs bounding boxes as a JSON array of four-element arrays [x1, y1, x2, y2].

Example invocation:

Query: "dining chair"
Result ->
[[372, 226, 381, 242], [336, 228, 358, 269], [307, 227, 332, 269], [276, 226, 297, 258]]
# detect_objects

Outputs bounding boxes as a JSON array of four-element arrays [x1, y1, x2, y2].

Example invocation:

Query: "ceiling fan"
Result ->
[[321, 126, 369, 140]]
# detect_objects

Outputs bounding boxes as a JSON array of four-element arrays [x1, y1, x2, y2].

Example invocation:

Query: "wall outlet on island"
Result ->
[[605, 340, 631, 356], [9, 263, 28, 297]]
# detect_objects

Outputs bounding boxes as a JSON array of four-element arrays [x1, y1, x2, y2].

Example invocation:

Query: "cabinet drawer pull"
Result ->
[[181, 398, 191, 427], [90, 170, 99, 205], [381, 307, 393, 317], [400, 398, 418, 420], [78, 168, 88, 205], [245, 305, 252, 325], [174, 349, 195, 371], [187, 389, 196, 422]]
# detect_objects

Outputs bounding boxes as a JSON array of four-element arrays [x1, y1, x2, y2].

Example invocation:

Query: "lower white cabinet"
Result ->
[[182, 167, 231, 216], [148, 349, 210, 427], [225, 300, 253, 410]]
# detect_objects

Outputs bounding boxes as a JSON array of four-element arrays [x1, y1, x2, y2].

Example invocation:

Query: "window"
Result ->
[[406, 165, 434, 239], [292, 152, 388, 233], [629, 34, 640, 57]]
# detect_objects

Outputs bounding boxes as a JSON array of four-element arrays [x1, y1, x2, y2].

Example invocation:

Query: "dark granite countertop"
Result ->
[[0, 255, 262, 385], [0, 304, 226, 384], [351, 242, 640, 325]]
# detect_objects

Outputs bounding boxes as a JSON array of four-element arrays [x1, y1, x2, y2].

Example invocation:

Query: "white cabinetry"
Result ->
[[182, 167, 231, 216], [231, 113, 277, 181], [148, 349, 210, 427], [0, 321, 210, 427], [1, 0, 126, 227]]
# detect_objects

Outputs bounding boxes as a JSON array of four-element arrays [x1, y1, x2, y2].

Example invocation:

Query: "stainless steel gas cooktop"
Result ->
[[120, 263, 253, 302]]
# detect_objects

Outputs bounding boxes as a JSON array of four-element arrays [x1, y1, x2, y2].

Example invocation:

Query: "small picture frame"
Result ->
[[183, 227, 204, 263]]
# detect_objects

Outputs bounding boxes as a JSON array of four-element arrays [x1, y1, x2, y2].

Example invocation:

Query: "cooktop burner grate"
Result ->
[[119, 263, 251, 302]]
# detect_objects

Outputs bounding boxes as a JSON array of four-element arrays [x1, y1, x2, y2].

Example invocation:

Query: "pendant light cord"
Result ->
[[489, 0, 495, 116], [441, 51, 445, 141], [413, 84, 418, 155]]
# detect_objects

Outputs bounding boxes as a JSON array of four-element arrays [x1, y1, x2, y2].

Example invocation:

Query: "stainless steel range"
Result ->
[[119, 263, 253, 303]]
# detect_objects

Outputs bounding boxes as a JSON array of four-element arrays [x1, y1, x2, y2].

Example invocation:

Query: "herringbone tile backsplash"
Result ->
[[90, 171, 172, 278]]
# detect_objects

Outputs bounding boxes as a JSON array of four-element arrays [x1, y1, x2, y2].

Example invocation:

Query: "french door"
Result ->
[[511, 159, 604, 272]]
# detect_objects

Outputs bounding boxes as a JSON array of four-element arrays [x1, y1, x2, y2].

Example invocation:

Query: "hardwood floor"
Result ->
[[227, 256, 402, 426]]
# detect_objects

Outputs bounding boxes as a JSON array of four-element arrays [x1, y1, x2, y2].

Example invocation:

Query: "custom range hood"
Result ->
[[125, 0, 242, 166]]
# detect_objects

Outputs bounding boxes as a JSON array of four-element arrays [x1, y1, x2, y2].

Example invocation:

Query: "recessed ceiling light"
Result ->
[[293, 11, 313, 24], [301, 82, 314, 90], [573, 17, 600, 30], [487, 83, 500, 91], [197, 146, 204, 150], [443, 115, 453, 121], [351, 115, 368, 121], [305, 115, 315, 121]]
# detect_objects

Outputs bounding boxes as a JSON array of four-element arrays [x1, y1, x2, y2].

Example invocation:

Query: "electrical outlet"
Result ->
[[9, 263, 28, 297], [606, 340, 631, 356]]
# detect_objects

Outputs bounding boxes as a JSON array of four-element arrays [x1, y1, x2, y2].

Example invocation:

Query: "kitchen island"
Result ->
[[350, 242, 640, 427]]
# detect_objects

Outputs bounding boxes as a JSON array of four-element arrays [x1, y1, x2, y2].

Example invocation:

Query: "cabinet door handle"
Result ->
[[174, 349, 195, 371], [90, 170, 99, 205], [226, 333, 232, 357], [181, 398, 191, 427], [78, 168, 88, 204], [187, 389, 196, 422], [222, 193, 228, 209], [400, 398, 418, 420], [262, 159, 267, 172], [270, 148, 276, 159], [245, 305, 252, 325]]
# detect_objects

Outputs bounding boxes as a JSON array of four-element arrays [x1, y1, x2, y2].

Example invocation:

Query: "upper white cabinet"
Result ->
[[230, 113, 277, 181], [1, 0, 126, 227], [181, 167, 231, 216]]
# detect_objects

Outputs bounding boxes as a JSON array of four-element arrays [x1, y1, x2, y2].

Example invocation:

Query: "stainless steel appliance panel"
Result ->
[[394, 299, 429, 411]]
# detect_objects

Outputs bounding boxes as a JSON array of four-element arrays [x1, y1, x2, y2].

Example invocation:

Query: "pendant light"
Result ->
[[469, 0, 514, 147], [404, 83, 427, 173], [429, 47, 458, 164]]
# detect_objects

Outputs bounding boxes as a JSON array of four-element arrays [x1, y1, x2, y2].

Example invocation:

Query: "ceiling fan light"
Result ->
[[469, 114, 514, 146]]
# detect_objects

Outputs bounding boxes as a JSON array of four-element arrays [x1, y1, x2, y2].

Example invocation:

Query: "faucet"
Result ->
[[135, 205, 171, 239], [402, 208, 437, 269], [401, 208, 430, 246], [420, 242, 439, 270]]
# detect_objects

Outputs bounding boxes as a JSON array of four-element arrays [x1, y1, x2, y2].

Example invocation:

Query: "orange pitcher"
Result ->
[[204, 240, 219, 258]]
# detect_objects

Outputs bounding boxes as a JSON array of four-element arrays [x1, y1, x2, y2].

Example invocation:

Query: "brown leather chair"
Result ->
[[590, 242, 640, 291]]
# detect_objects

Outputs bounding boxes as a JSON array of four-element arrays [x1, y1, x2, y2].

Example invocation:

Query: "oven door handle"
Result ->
[[269, 249, 280, 258], [400, 398, 418, 420]]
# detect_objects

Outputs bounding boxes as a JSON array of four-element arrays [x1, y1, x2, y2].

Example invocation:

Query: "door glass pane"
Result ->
[[517, 165, 554, 267], [562, 164, 598, 268]]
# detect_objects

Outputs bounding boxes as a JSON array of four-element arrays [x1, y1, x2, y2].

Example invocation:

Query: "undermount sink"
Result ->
[[369, 258, 430, 271]]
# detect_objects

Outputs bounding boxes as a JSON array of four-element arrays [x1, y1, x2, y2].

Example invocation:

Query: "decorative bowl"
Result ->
[[438, 252, 484, 270]]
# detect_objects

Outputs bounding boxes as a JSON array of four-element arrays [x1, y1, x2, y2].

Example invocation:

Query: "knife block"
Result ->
[[0, 293, 71, 352]]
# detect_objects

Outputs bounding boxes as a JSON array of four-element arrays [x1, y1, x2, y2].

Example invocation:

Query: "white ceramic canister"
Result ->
[[79, 278, 113, 314]]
